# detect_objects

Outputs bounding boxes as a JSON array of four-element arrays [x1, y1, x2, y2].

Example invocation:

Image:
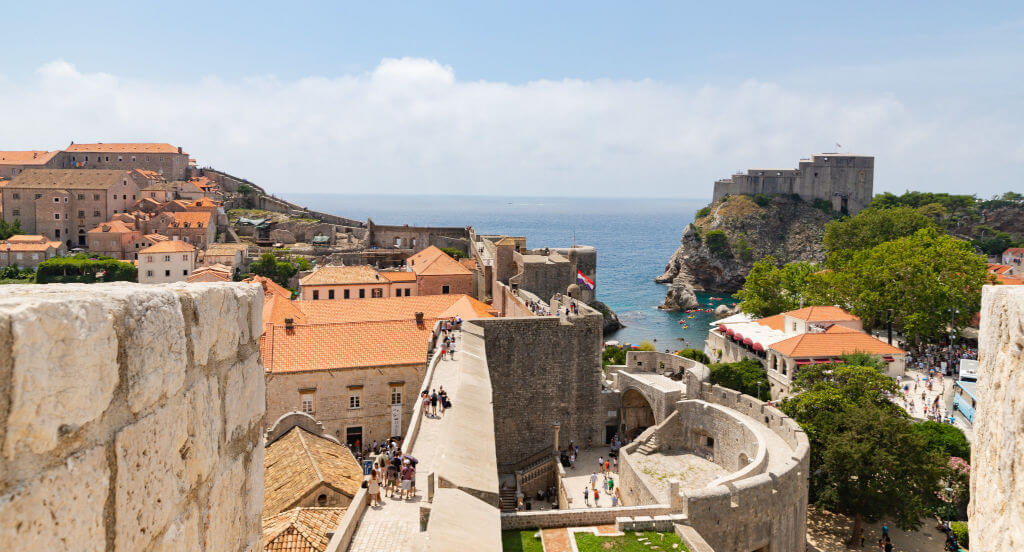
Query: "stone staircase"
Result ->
[[636, 433, 661, 455], [499, 487, 517, 513]]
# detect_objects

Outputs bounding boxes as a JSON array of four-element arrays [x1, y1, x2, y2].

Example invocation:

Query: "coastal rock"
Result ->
[[714, 304, 740, 319], [661, 275, 699, 311], [658, 195, 833, 304], [589, 300, 624, 335]]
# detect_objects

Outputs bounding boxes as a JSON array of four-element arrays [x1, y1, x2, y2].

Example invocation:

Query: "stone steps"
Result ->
[[636, 434, 661, 455], [499, 488, 517, 513]]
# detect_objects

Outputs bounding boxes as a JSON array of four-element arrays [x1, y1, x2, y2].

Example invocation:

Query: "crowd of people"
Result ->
[[363, 439, 419, 507], [905, 342, 978, 376]]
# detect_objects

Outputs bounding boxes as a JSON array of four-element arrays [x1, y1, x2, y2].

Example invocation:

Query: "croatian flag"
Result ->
[[576, 270, 595, 290]]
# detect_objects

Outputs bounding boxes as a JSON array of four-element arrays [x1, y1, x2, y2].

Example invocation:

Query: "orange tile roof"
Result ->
[[6, 169, 130, 189], [143, 233, 169, 242], [460, 258, 477, 271], [130, 168, 165, 180], [88, 220, 136, 234], [262, 507, 346, 552], [407, 246, 472, 276], [783, 305, 859, 322], [190, 197, 222, 208], [261, 319, 432, 372], [824, 324, 861, 334], [246, 274, 293, 299], [3, 240, 61, 252], [139, 240, 196, 254], [770, 331, 904, 358], [171, 211, 213, 228], [264, 427, 362, 517], [1003, 247, 1024, 255], [187, 270, 232, 283], [6, 234, 48, 244], [990, 273, 1023, 285], [278, 294, 492, 325], [65, 142, 183, 154], [988, 263, 1014, 275], [755, 314, 786, 331], [300, 265, 383, 286], [0, 151, 59, 165], [379, 270, 416, 282]]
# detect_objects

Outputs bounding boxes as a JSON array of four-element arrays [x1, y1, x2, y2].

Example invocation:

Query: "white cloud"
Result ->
[[0, 58, 1020, 198]]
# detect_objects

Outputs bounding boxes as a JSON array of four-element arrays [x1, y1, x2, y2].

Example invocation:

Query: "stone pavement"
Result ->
[[631, 451, 726, 502], [347, 337, 463, 552], [561, 446, 620, 509]]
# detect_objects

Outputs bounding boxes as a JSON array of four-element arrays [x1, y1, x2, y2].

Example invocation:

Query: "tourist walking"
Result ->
[[593, 488, 600, 506], [583, 487, 590, 506], [590, 472, 597, 490], [422, 392, 431, 417], [400, 459, 415, 499], [368, 469, 381, 506], [430, 389, 438, 416]]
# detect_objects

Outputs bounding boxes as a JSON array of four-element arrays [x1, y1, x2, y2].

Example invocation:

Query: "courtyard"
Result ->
[[630, 450, 727, 503]]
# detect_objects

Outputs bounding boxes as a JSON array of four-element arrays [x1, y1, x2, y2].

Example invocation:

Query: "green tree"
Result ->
[[250, 252, 299, 287], [704, 230, 730, 257], [0, 219, 24, 240], [637, 340, 656, 351], [294, 256, 312, 271], [708, 358, 769, 400], [439, 247, 466, 259], [237, 183, 253, 194], [602, 346, 627, 366], [735, 256, 819, 317], [677, 348, 710, 364], [824, 227, 987, 343], [782, 365, 947, 545], [823, 206, 935, 257], [911, 421, 971, 461]]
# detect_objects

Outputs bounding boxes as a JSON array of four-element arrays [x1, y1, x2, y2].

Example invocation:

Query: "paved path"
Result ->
[[348, 336, 463, 552]]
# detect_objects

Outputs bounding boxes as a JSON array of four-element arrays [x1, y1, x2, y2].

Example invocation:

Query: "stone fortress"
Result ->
[[712, 153, 874, 214]]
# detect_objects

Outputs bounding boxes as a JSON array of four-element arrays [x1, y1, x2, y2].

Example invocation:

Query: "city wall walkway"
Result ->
[[347, 324, 501, 551]]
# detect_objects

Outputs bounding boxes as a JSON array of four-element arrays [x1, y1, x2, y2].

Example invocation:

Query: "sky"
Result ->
[[1, 1, 1022, 198]]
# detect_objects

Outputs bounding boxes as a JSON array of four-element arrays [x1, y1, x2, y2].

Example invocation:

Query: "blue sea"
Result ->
[[284, 194, 732, 350]]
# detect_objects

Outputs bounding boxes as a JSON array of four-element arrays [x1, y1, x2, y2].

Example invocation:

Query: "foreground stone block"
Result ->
[[0, 446, 108, 550], [123, 288, 188, 414]]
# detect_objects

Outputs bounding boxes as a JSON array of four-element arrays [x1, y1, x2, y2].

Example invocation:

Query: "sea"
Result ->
[[283, 194, 735, 350]]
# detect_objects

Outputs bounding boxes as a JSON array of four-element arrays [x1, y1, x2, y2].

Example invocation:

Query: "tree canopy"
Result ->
[[823, 206, 935, 257], [734, 256, 822, 317], [249, 253, 299, 287], [0, 219, 24, 240], [708, 358, 770, 400]]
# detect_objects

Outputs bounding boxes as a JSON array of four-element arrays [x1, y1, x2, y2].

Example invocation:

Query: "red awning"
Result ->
[[814, 358, 834, 364], [882, 356, 895, 362], [752, 343, 764, 352], [726, 328, 735, 337], [718, 324, 727, 332], [743, 337, 753, 346], [795, 359, 812, 365]]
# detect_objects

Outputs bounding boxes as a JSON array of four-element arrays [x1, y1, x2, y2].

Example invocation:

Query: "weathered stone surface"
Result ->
[[205, 456, 249, 552], [0, 446, 108, 550], [115, 399, 189, 552], [226, 353, 265, 442], [123, 288, 188, 414], [152, 504, 200, 552], [970, 286, 1024, 551], [184, 376, 221, 487], [0, 293, 119, 457], [269, 228, 297, 244], [172, 283, 262, 367]]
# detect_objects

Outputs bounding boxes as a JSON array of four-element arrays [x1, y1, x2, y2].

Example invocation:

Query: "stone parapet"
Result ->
[[0, 283, 265, 551]]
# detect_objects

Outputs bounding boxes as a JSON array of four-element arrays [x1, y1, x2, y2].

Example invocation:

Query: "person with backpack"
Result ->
[[430, 389, 438, 416]]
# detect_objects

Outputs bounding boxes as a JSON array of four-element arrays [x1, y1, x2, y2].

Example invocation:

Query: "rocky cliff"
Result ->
[[657, 195, 834, 309]]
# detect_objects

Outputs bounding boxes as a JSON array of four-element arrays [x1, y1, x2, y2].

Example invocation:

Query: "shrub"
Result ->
[[36, 257, 137, 283], [812, 198, 833, 214], [735, 237, 754, 262], [237, 183, 253, 194], [0, 219, 24, 240], [637, 340, 656, 351], [950, 521, 968, 549], [439, 247, 466, 259], [704, 230, 730, 257], [294, 256, 312, 271], [752, 193, 771, 207], [677, 348, 710, 364], [709, 358, 769, 400], [695, 206, 711, 218], [602, 346, 627, 366], [912, 421, 971, 461]]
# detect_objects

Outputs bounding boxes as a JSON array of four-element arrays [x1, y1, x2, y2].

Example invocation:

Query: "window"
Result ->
[[109, 240, 116, 248], [118, 156, 123, 162], [394, 237, 401, 246], [78, 211, 85, 217], [32, 253, 39, 260], [77, 194, 85, 200], [131, 156, 136, 162], [182, 254, 188, 261], [54, 213, 60, 220], [442, 285, 451, 294], [34, 194, 41, 199], [313, 290, 320, 300], [113, 210, 118, 214], [328, 289, 335, 299], [146, 270, 154, 277], [706, 436, 714, 448], [164, 270, 171, 277], [55, 196, 62, 202], [54, 229, 60, 238], [343, 289, 350, 299], [15, 253, 22, 260], [12, 209, 19, 216], [359, 289, 365, 298], [316, 494, 327, 506], [163, 255, 171, 262], [183, 270, 188, 276], [390, 385, 402, 405], [372, 288, 383, 298], [93, 194, 100, 200], [349, 389, 361, 409], [299, 389, 315, 414], [94, 241, 101, 248], [93, 210, 101, 217], [411, 238, 417, 247], [405, 289, 411, 296], [63, 197, 68, 203], [11, 193, 19, 199]]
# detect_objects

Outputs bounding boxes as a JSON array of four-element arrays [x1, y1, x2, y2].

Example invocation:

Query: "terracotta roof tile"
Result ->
[[262, 507, 346, 552], [407, 246, 472, 276], [245, 275, 293, 300], [88, 220, 136, 234], [187, 270, 232, 283], [755, 314, 786, 331], [300, 265, 383, 286], [5, 234, 49, 244], [770, 331, 904, 357], [143, 233, 169, 242], [6, 169, 130, 189], [379, 271, 416, 283], [460, 258, 477, 271], [783, 305, 859, 322], [990, 273, 1024, 285], [263, 427, 362, 517], [1003, 247, 1024, 255], [0, 151, 59, 165], [65, 142, 183, 154], [261, 320, 432, 372], [171, 211, 213, 228], [139, 240, 196, 254], [281, 294, 491, 325]]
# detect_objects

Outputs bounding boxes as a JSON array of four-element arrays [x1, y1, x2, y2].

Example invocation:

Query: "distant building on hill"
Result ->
[[137, 240, 197, 283], [712, 153, 874, 214], [0, 234, 66, 268], [56, 142, 190, 180], [0, 150, 61, 179]]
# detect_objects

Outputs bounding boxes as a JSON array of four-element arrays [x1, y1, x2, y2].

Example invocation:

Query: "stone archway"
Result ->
[[621, 388, 656, 440]]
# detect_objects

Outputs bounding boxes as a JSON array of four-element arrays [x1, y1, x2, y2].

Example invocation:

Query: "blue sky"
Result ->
[[1, 1, 1022, 197]]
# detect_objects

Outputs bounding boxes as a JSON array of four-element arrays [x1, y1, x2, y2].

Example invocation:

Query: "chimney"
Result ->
[[177, 146, 183, 154], [284, 318, 294, 330], [414, 312, 424, 325]]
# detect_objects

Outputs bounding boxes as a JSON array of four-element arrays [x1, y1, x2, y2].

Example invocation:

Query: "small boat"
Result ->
[[683, 325, 689, 329], [678, 320, 685, 324]]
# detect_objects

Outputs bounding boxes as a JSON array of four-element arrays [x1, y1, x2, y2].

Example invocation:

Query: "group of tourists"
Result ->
[[523, 298, 550, 316], [364, 439, 419, 507], [437, 317, 461, 360], [906, 342, 978, 376], [583, 459, 621, 507], [422, 387, 450, 418]]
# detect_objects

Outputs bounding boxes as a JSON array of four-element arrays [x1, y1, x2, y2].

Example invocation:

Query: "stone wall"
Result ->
[[970, 286, 1024, 551], [0, 283, 265, 551], [473, 313, 604, 472]]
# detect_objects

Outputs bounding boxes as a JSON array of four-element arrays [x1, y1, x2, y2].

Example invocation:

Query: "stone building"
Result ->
[[298, 265, 417, 301], [202, 242, 250, 272], [0, 169, 142, 248], [969, 286, 1024, 551], [408, 245, 474, 296], [364, 219, 471, 254], [707, 306, 906, 398], [167, 210, 216, 249], [0, 283, 266, 551], [712, 153, 874, 214], [0, 234, 66, 268], [57, 142, 191, 180], [261, 294, 494, 447], [86, 219, 140, 259], [0, 150, 61, 178], [138, 240, 198, 283], [475, 234, 598, 306]]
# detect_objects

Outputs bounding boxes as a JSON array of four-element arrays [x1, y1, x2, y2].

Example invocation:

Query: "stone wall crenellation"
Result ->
[[0, 282, 266, 551]]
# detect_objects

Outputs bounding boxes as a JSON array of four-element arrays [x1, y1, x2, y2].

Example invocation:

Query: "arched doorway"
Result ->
[[621, 389, 656, 440]]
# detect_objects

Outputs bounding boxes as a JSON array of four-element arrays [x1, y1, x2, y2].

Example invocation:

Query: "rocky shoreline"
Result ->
[[657, 194, 834, 310]]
